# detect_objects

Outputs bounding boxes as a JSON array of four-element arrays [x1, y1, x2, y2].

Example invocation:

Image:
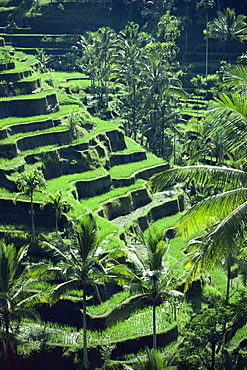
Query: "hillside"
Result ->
[[0, 2, 247, 369], [0, 41, 183, 242]]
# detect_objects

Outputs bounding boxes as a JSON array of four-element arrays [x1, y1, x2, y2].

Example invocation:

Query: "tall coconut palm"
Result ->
[[15, 169, 46, 243], [41, 214, 131, 369], [43, 190, 71, 236], [140, 52, 186, 160], [114, 22, 152, 139], [196, 0, 215, 79], [126, 226, 183, 349], [0, 242, 48, 368], [78, 27, 118, 104], [204, 8, 247, 61]]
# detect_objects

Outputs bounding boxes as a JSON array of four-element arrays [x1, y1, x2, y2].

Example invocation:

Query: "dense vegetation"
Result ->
[[0, 1, 247, 369]]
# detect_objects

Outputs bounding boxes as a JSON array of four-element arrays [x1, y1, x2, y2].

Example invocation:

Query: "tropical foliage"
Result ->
[[15, 169, 46, 243], [204, 8, 247, 61], [0, 242, 48, 368], [150, 65, 247, 300], [41, 214, 131, 369], [75, 13, 185, 161], [117, 226, 184, 349]]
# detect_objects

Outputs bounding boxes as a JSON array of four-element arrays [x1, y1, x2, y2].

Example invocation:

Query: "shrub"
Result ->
[[202, 284, 223, 305]]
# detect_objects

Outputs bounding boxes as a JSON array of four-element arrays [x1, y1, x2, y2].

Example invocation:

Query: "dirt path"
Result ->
[[111, 187, 179, 228]]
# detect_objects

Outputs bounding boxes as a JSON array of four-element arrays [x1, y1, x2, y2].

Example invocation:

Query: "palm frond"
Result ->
[[49, 278, 79, 305], [127, 250, 147, 275], [183, 201, 247, 291], [40, 241, 70, 263], [146, 347, 165, 370], [10, 307, 40, 324], [206, 93, 247, 157], [224, 65, 247, 94], [25, 262, 51, 278], [0, 243, 17, 293], [73, 215, 98, 263], [183, 247, 207, 292], [150, 165, 247, 193], [17, 245, 29, 264], [176, 188, 247, 237], [105, 264, 135, 285], [15, 288, 49, 307], [201, 200, 247, 256]]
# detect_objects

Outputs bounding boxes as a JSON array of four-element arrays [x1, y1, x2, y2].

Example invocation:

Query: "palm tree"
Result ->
[[150, 64, 247, 298], [78, 27, 118, 105], [126, 226, 183, 349], [123, 347, 177, 369], [204, 8, 247, 61], [196, 0, 215, 79], [145, 347, 177, 370], [0, 242, 47, 368], [150, 164, 247, 298], [41, 214, 131, 369], [140, 49, 186, 160], [43, 190, 71, 236], [15, 169, 46, 243], [204, 65, 247, 163], [114, 22, 151, 139]]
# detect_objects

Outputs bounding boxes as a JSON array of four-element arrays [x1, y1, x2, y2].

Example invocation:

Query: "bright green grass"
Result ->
[[0, 125, 68, 144], [149, 213, 182, 232], [40, 167, 109, 201], [19, 296, 190, 347], [38, 168, 110, 213], [55, 79, 91, 89], [0, 64, 30, 75], [56, 90, 82, 105], [87, 291, 129, 315], [0, 89, 54, 101], [52, 71, 89, 81], [109, 152, 165, 178], [45, 168, 108, 193], [0, 104, 79, 129], [86, 303, 187, 347], [210, 266, 227, 297], [15, 51, 37, 65], [18, 302, 178, 346], [0, 156, 25, 170], [8, 168, 109, 206]]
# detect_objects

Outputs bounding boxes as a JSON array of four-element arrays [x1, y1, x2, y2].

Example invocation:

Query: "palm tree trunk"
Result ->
[[30, 192, 36, 243], [82, 288, 89, 369], [4, 313, 10, 346], [55, 208, 59, 236], [210, 342, 216, 370], [222, 257, 232, 349], [205, 10, 208, 80], [226, 257, 231, 302], [152, 301, 157, 349]]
